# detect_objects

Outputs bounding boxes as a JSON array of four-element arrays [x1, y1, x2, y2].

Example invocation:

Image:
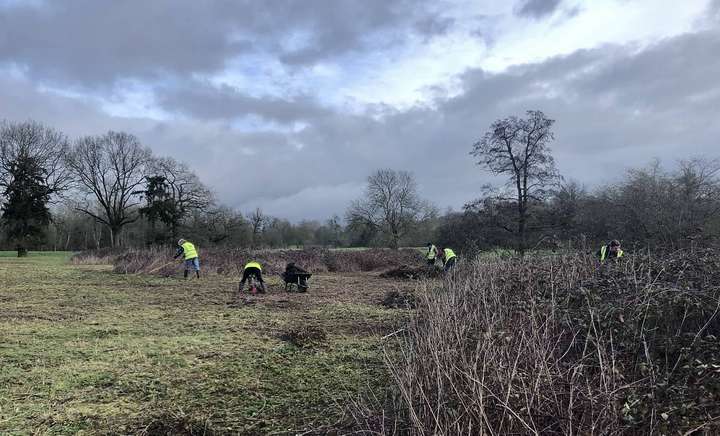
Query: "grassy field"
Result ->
[[0, 252, 413, 434]]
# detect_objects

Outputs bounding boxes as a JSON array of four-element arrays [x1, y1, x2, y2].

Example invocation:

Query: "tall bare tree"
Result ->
[[346, 169, 433, 249], [67, 131, 151, 247], [247, 207, 266, 248], [471, 110, 560, 255]]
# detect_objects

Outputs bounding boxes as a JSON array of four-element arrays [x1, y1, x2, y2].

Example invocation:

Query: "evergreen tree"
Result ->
[[137, 174, 190, 243], [1, 156, 51, 256]]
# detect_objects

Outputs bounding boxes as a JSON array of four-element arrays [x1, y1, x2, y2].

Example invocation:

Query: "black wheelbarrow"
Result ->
[[282, 271, 312, 292]]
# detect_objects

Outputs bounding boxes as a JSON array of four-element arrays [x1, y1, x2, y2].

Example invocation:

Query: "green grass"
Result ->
[[0, 253, 405, 434], [0, 250, 72, 259]]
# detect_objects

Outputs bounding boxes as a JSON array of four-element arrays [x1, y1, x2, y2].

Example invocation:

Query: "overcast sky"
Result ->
[[1, 0, 718, 221]]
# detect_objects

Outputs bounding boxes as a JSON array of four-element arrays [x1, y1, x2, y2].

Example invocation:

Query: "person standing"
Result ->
[[174, 238, 200, 279], [425, 242, 438, 266]]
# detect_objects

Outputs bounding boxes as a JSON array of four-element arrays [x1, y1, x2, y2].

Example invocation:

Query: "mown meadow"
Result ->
[[0, 252, 412, 434]]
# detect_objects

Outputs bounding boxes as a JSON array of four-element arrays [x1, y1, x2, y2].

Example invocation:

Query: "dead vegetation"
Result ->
[[135, 412, 215, 436], [76, 247, 423, 277], [363, 248, 720, 435], [279, 324, 328, 347], [379, 265, 444, 280], [70, 247, 125, 265], [381, 291, 417, 309]]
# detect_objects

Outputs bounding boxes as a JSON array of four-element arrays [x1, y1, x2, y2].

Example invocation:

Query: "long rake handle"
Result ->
[[144, 261, 176, 274]]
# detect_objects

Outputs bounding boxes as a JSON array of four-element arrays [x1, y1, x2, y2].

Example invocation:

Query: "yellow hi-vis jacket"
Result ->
[[600, 245, 624, 262], [244, 261, 262, 271], [427, 244, 438, 260], [443, 248, 456, 262], [181, 242, 198, 260]]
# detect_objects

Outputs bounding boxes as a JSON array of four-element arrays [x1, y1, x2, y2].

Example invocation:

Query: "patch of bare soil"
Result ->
[[380, 265, 444, 280], [279, 324, 327, 347], [135, 413, 215, 436], [381, 290, 417, 309], [222, 272, 416, 310]]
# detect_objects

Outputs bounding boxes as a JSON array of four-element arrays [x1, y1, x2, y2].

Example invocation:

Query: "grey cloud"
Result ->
[[274, 0, 415, 65], [157, 81, 330, 124], [448, 31, 720, 181], [413, 16, 456, 40], [0, 0, 439, 87], [1, 27, 720, 221], [515, 0, 562, 18], [708, 0, 720, 22], [0, 1, 253, 87]]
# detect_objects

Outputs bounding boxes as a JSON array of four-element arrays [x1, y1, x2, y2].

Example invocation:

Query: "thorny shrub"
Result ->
[[370, 248, 720, 435]]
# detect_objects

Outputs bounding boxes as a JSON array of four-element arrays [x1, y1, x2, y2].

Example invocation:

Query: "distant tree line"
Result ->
[[430, 110, 720, 254], [441, 134, 720, 253], [1, 116, 718, 255], [0, 120, 436, 254]]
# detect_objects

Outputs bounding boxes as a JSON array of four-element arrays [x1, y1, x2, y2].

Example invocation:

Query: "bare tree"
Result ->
[[471, 110, 560, 255], [67, 131, 152, 247], [247, 207, 266, 248], [0, 120, 72, 198], [346, 169, 433, 249]]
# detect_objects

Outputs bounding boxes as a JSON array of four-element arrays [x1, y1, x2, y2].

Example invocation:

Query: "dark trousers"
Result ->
[[444, 257, 457, 271], [427, 258, 436, 266], [240, 267, 264, 284]]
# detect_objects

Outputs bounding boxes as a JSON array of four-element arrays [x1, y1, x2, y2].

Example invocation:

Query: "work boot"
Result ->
[[196, 271, 200, 279], [183, 270, 189, 280]]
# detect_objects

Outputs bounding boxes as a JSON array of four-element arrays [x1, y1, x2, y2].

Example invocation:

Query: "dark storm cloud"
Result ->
[[0, 0, 436, 87], [0, 1, 253, 86], [515, 0, 562, 18], [157, 81, 330, 124]]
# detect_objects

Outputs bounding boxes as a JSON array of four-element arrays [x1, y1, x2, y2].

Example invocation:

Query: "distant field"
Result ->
[[0, 251, 414, 434]]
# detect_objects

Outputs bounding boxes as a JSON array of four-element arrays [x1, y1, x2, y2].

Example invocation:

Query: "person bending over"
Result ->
[[439, 247, 457, 272], [239, 260, 265, 293], [598, 239, 624, 263]]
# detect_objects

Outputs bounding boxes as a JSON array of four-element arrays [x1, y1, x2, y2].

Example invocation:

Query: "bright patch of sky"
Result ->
[[68, 0, 713, 120], [483, 0, 713, 71], [345, 0, 713, 108], [100, 80, 170, 121]]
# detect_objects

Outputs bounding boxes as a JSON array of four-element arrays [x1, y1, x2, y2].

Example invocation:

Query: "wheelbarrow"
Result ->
[[282, 271, 312, 293]]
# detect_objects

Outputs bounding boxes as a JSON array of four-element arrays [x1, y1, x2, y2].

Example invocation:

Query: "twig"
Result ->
[[381, 329, 406, 340]]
